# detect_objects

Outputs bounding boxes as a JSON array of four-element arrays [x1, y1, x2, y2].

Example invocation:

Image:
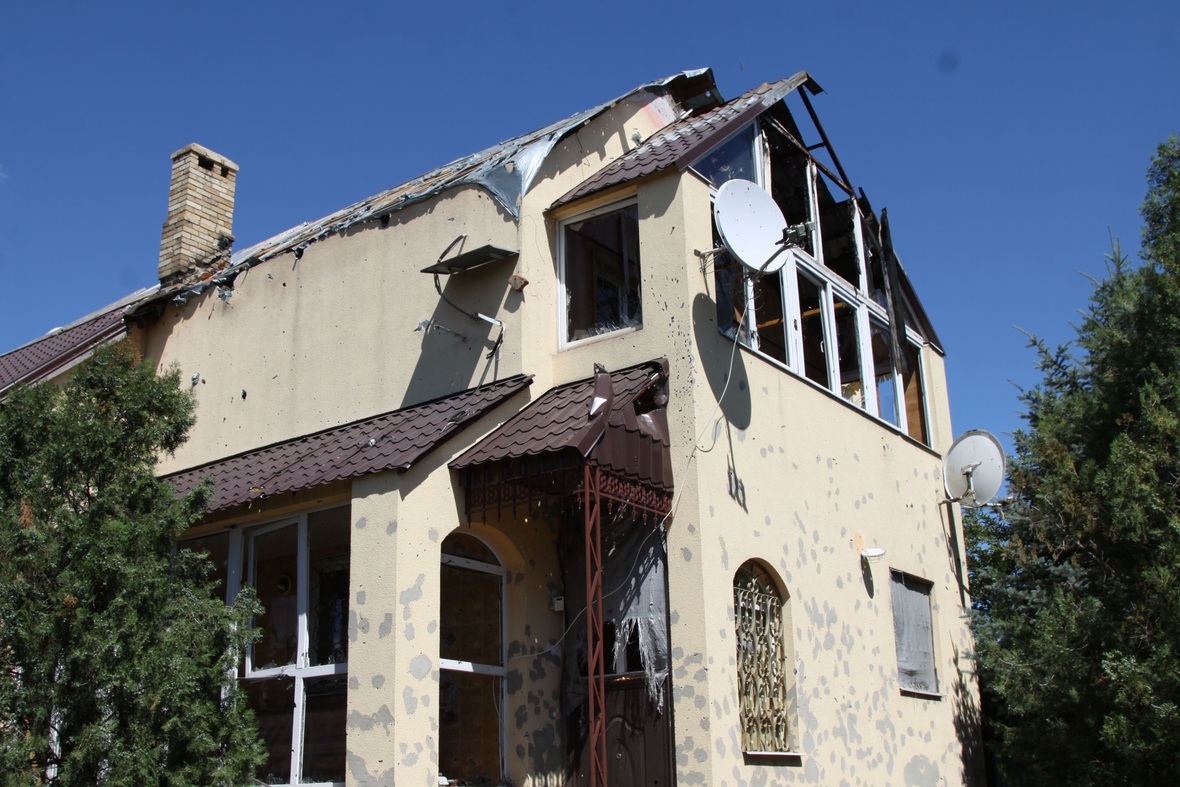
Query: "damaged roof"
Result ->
[[163, 374, 531, 513], [129, 70, 722, 313], [551, 71, 821, 210], [0, 288, 154, 397], [452, 359, 673, 490]]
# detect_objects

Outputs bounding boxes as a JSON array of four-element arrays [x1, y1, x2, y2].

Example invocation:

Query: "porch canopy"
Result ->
[[450, 358, 674, 518], [450, 359, 675, 787]]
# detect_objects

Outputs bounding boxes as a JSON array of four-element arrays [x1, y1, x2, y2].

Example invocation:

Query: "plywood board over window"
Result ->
[[890, 570, 938, 696]]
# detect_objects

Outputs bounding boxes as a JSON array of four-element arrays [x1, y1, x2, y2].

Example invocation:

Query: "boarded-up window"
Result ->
[[890, 570, 937, 693], [734, 561, 790, 752], [902, 343, 928, 445], [439, 533, 504, 784]]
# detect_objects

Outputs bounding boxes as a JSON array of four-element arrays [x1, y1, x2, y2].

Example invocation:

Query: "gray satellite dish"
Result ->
[[943, 430, 1006, 508], [714, 179, 789, 274]]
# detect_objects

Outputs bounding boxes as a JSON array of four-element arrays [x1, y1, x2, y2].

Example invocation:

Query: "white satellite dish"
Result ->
[[943, 430, 1006, 508], [714, 179, 789, 274]]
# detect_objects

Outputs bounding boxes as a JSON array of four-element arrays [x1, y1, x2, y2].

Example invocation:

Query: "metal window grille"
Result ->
[[734, 566, 789, 752]]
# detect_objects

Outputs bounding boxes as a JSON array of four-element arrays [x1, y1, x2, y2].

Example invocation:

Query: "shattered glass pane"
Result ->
[[815, 171, 860, 288], [565, 205, 642, 341], [797, 273, 830, 388], [693, 123, 757, 188], [833, 296, 864, 408], [871, 322, 900, 426]]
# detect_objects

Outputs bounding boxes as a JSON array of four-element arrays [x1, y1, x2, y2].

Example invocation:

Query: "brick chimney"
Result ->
[[158, 143, 238, 284]]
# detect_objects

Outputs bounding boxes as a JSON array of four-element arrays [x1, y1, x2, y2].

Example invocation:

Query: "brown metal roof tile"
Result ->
[[550, 71, 821, 211], [163, 374, 531, 512], [451, 359, 673, 490], [0, 307, 128, 395]]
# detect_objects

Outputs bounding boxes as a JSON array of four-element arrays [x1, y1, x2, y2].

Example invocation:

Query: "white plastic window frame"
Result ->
[[705, 121, 933, 444], [556, 197, 643, 351], [229, 505, 349, 787], [438, 537, 508, 783]]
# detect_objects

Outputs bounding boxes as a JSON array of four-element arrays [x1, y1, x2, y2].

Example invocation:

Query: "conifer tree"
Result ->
[[0, 342, 264, 785], [967, 137, 1180, 785]]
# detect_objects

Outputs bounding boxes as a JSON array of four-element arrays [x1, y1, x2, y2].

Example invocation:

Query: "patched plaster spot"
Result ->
[[355, 516, 368, 530], [428, 528, 439, 542], [427, 620, 437, 634], [387, 519, 398, 534], [379, 613, 393, 639], [682, 548, 693, 562], [409, 654, 432, 680], [403, 686, 419, 714], [405, 623, 415, 641], [356, 590, 366, 605], [372, 675, 385, 689], [401, 574, 425, 620]]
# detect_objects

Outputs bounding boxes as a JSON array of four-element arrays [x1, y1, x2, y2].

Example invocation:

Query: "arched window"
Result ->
[[733, 561, 790, 753], [438, 532, 505, 784]]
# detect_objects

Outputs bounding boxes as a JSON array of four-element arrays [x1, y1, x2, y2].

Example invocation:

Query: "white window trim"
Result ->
[[556, 197, 643, 352], [229, 505, 349, 787], [704, 121, 934, 446]]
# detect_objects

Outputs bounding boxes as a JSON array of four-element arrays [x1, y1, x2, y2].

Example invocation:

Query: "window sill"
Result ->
[[742, 751, 803, 766], [900, 688, 943, 701], [559, 324, 641, 352]]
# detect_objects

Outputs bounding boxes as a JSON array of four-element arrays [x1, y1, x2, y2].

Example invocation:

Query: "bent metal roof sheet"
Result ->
[[451, 359, 673, 491], [550, 71, 821, 210], [163, 374, 531, 513]]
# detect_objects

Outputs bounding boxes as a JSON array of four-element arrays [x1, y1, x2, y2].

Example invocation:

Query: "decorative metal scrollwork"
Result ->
[[734, 562, 789, 752]]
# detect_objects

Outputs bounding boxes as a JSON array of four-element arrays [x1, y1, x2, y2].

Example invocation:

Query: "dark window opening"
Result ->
[[753, 273, 788, 365], [309, 507, 350, 666], [693, 123, 758, 188], [439, 533, 503, 786], [797, 273, 829, 387], [601, 621, 645, 675], [902, 342, 928, 444], [252, 525, 298, 670], [833, 296, 863, 408], [564, 205, 641, 342], [301, 675, 347, 782], [244, 677, 294, 784], [815, 171, 860, 288], [764, 119, 814, 256]]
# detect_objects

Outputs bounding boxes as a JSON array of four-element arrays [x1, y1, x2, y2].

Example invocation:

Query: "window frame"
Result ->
[[186, 502, 351, 787], [888, 569, 941, 699], [556, 197, 644, 351], [702, 119, 934, 445], [437, 533, 508, 784], [732, 560, 795, 756]]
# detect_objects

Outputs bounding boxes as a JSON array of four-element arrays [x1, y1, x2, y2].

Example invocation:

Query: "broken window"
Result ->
[[238, 505, 351, 786], [693, 123, 758, 188], [561, 203, 642, 343], [870, 321, 900, 427], [796, 272, 829, 387], [764, 116, 813, 257], [832, 295, 864, 409], [890, 571, 938, 695], [439, 533, 504, 785], [734, 561, 790, 753], [902, 341, 929, 444], [814, 170, 861, 288]]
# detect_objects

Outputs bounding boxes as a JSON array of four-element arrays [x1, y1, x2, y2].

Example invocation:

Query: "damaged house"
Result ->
[[0, 69, 982, 786]]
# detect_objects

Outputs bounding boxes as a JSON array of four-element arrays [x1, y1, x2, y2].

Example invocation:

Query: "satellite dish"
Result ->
[[943, 430, 1006, 508], [714, 179, 789, 274]]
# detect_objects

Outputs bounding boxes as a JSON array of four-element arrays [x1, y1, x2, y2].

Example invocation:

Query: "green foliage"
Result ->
[[0, 342, 264, 786], [968, 137, 1180, 786]]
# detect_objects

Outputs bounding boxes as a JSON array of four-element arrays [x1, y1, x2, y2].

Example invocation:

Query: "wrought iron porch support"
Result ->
[[584, 464, 607, 787]]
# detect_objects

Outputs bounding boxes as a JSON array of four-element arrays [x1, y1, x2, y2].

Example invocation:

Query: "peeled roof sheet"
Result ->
[[163, 374, 531, 513], [551, 71, 818, 210]]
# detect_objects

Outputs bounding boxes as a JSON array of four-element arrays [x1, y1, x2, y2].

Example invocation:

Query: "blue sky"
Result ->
[[2, 1, 1178, 452]]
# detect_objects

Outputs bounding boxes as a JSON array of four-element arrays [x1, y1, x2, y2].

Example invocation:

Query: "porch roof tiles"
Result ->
[[163, 374, 532, 513]]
